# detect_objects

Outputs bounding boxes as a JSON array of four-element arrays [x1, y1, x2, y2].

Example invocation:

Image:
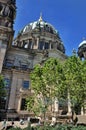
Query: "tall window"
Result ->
[[45, 42, 49, 49], [23, 81, 29, 89], [0, 97, 6, 109], [28, 39, 32, 49], [20, 98, 27, 110], [4, 78, 10, 88], [51, 44, 53, 49], [38, 41, 44, 50]]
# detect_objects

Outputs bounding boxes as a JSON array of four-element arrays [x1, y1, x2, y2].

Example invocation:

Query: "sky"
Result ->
[[14, 0, 86, 56]]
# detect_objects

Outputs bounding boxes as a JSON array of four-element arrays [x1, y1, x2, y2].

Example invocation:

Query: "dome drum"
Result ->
[[13, 36, 65, 53]]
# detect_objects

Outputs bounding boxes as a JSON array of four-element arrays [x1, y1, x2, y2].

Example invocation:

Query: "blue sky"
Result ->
[[14, 0, 86, 56]]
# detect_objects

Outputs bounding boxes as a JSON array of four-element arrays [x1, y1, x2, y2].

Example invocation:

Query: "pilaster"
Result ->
[[8, 72, 17, 109], [0, 40, 7, 73]]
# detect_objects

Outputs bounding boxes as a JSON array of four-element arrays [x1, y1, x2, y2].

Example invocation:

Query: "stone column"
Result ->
[[43, 40, 45, 50], [81, 107, 84, 115], [67, 92, 72, 115], [49, 42, 51, 50], [0, 40, 7, 73], [26, 39, 29, 49], [21, 41, 24, 47], [54, 98, 59, 112], [31, 38, 34, 49], [36, 37, 39, 49], [51, 98, 59, 123], [17, 97, 22, 111], [8, 72, 17, 110]]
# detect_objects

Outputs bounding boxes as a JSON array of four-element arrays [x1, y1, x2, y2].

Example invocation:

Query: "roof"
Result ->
[[21, 15, 58, 35]]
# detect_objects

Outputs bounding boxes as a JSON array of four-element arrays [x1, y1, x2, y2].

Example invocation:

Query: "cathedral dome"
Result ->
[[78, 40, 86, 48], [22, 15, 58, 35], [13, 15, 65, 54]]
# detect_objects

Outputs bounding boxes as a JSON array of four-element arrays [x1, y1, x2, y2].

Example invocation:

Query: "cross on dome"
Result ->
[[38, 12, 43, 22]]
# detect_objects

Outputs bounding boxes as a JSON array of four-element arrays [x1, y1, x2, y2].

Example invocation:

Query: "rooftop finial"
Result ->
[[39, 12, 43, 22], [72, 48, 76, 56]]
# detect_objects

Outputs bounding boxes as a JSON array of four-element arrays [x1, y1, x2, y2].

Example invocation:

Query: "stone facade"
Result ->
[[0, 12, 68, 118], [0, 0, 86, 120], [0, 0, 16, 73]]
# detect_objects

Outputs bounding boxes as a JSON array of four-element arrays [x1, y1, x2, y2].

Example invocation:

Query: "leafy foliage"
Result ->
[[63, 56, 86, 111], [26, 56, 86, 116], [0, 75, 5, 98], [27, 58, 64, 118]]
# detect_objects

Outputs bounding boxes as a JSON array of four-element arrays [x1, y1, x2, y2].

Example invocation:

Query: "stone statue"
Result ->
[[0, 3, 14, 19], [0, 4, 5, 16], [8, 22, 12, 28], [4, 5, 10, 16], [5, 20, 9, 27], [0, 3, 11, 17]]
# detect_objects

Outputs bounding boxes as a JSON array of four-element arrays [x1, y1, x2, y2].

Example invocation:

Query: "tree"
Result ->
[[26, 55, 86, 122], [26, 58, 64, 121], [0, 75, 5, 98], [0, 75, 6, 109], [63, 55, 86, 114]]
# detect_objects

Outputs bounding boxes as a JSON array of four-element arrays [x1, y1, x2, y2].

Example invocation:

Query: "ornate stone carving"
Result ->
[[0, 3, 14, 19], [0, 18, 12, 28], [4, 5, 10, 16], [0, 3, 5, 16]]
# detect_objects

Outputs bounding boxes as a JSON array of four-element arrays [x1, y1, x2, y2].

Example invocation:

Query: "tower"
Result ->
[[78, 39, 86, 60], [0, 0, 16, 73]]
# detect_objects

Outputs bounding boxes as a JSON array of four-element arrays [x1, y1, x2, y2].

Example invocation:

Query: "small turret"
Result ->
[[78, 39, 86, 60]]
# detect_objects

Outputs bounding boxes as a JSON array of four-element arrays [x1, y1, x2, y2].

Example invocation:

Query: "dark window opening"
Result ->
[[23, 42, 28, 48], [51, 44, 53, 49], [0, 97, 6, 109], [28, 39, 32, 49], [45, 42, 49, 49], [20, 98, 27, 110], [38, 41, 44, 50], [30, 118, 40, 124]]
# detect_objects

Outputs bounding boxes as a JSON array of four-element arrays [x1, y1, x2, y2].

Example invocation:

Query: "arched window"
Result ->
[[28, 39, 32, 49], [45, 42, 49, 49], [38, 41, 44, 50], [51, 44, 53, 49]]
